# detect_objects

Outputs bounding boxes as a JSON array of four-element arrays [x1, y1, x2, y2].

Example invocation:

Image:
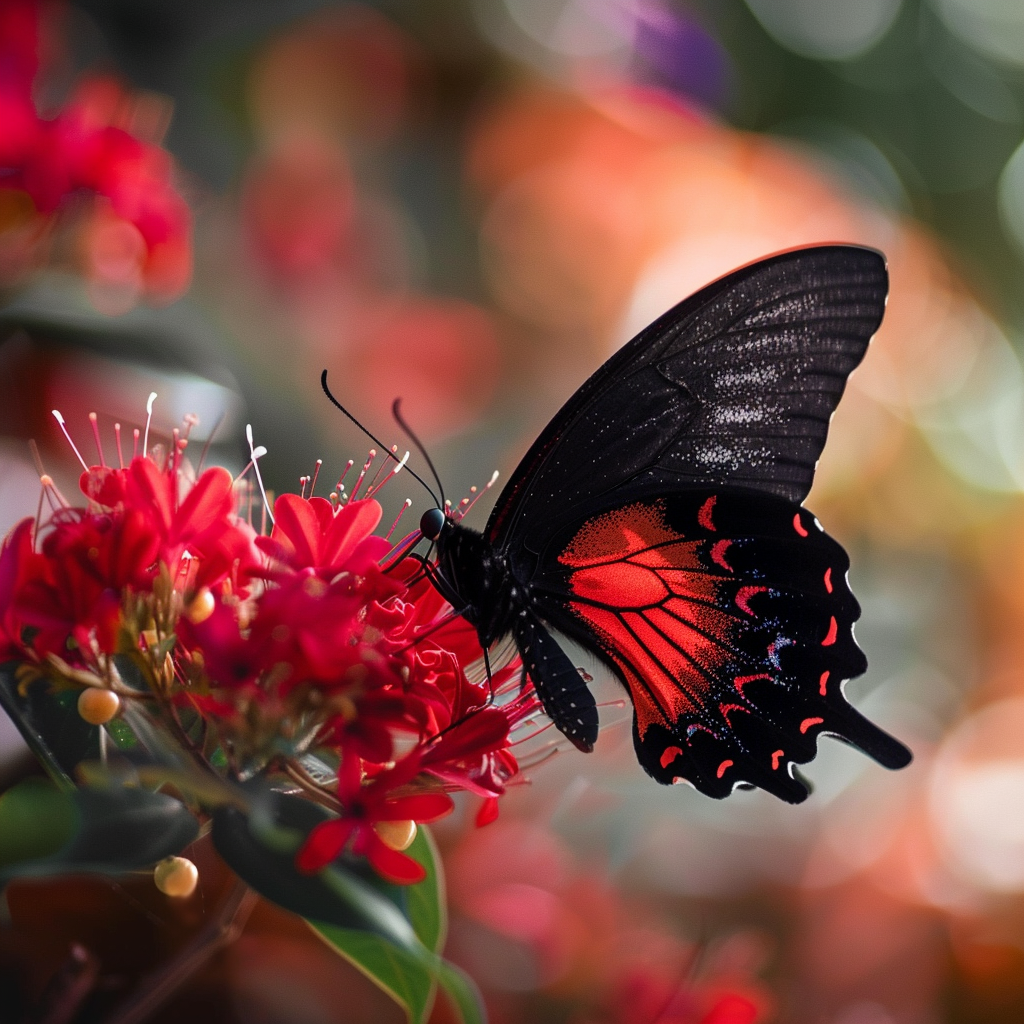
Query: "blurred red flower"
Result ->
[[0, 0, 192, 304]]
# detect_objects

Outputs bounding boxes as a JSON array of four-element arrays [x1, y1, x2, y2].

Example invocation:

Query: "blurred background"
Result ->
[[5, 0, 1024, 1021]]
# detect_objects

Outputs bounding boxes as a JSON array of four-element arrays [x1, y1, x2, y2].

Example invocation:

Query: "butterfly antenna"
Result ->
[[391, 398, 446, 509], [321, 370, 439, 506]]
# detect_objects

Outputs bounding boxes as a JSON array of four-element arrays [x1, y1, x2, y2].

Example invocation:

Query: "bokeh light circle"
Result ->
[[997, 138, 1024, 255], [931, 0, 1024, 68], [744, 0, 902, 61], [930, 699, 1024, 892]]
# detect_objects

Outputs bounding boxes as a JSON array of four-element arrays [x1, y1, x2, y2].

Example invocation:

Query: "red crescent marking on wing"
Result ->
[[710, 538, 733, 571], [660, 746, 683, 769], [771, 749, 784, 770], [800, 716, 824, 734], [734, 672, 772, 694], [716, 759, 733, 778], [822, 616, 838, 646], [698, 496, 717, 531], [824, 567, 833, 593], [819, 670, 830, 696], [720, 703, 747, 719], [735, 585, 768, 616], [793, 513, 808, 537]]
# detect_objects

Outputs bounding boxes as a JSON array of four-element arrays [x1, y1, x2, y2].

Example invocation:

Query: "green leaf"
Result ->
[[0, 778, 77, 867], [0, 778, 199, 884], [0, 662, 99, 786], [311, 925, 436, 1023], [433, 959, 486, 1024], [212, 791, 415, 947], [310, 826, 483, 1024], [405, 827, 446, 953]]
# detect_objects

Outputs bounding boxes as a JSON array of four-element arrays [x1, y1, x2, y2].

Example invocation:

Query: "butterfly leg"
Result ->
[[513, 615, 599, 753]]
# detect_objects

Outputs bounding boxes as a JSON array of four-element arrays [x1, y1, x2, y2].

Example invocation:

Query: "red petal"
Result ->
[[421, 707, 510, 766], [127, 457, 174, 534], [321, 499, 382, 571], [379, 792, 454, 823], [475, 797, 499, 827], [365, 832, 426, 885], [80, 465, 128, 506], [271, 493, 322, 567], [295, 818, 356, 874], [172, 466, 234, 545]]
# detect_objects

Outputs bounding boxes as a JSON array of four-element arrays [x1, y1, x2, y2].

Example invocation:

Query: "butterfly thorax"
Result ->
[[434, 522, 527, 648]]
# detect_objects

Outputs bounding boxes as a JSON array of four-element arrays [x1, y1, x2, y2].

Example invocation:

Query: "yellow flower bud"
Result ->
[[153, 856, 199, 898], [185, 587, 215, 624], [77, 688, 120, 725], [374, 819, 417, 852]]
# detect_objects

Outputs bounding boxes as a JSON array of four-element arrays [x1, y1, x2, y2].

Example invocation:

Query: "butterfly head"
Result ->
[[419, 507, 447, 541]]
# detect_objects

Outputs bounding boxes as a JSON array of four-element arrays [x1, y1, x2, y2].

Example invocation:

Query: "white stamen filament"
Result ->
[[51, 410, 89, 472], [143, 392, 157, 458], [246, 424, 274, 524]]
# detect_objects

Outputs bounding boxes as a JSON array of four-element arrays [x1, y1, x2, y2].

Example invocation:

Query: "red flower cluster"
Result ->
[[0, 0, 191, 302], [0, 408, 537, 884]]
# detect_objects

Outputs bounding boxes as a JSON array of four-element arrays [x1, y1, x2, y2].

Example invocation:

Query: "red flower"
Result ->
[[260, 494, 392, 575], [2, 404, 536, 889], [15, 506, 154, 658], [297, 755, 453, 883], [81, 457, 260, 592]]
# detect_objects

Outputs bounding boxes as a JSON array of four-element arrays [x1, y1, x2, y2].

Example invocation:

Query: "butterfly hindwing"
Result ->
[[530, 490, 910, 803]]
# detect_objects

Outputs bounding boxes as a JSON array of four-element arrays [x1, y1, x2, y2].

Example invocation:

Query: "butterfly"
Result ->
[[411, 245, 911, 802]]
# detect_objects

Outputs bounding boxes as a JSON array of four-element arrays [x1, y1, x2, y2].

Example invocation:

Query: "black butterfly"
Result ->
[[335, 245, 912, 803]]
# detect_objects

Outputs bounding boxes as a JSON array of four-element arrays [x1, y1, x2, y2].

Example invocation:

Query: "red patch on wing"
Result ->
[[824, 567, 833, 593], [711, 539, 733, 571], [734, 672, 772, 694], [698, 495, 717, 531], [819, 670, 829, 695], [660, 746, 683, 769], [793, 513, 808, 537], [559, 502, 742, 738], [735, 585, 767, 616], [822, 616, 838, 646], [800, 717, 824, 734], [771, 749, 784, 770], [716, 759, 733, 778]]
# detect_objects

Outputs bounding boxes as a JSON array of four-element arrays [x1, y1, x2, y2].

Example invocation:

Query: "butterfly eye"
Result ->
[[420, 507, 446, 540]]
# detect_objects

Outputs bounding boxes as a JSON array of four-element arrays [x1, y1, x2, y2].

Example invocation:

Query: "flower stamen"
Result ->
[[143, 391, 157, 458], [366, 450, 409, 499], [88, 413, 106, 468], [349, 450, 376, 502], [384, 499, 412, 541], [245, 423, 274, 525], [51, 410, 89, 472]]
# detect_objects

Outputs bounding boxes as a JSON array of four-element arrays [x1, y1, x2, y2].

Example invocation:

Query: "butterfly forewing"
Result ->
[[486, 246, 888, 567], [529, 490, 910, 802]]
